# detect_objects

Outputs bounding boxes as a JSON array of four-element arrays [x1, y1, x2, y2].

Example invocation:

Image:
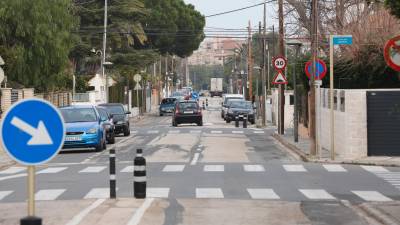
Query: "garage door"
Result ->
[[367, 91, 400, 156]]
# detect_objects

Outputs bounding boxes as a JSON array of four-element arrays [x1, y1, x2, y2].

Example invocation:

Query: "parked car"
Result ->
[[60, 105, 107, 151], [221, 94, 244, 119], [172, 100, 203, 127], [159, 98, 177, 116], [98, 103, 131, 136], [96, 106, 115, 144], [225, 100, 255, 124]]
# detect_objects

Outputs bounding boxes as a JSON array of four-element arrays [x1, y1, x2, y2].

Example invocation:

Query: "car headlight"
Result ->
[[86, 128, 97, 134]]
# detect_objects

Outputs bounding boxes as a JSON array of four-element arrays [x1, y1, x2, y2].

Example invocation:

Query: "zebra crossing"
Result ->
[[129, 128, 270, 135], [365, 166, 400, 191]]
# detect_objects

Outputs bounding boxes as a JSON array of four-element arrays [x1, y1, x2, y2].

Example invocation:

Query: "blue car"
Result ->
[[159, 98, 177, 116], [60, 105, 107, 151]]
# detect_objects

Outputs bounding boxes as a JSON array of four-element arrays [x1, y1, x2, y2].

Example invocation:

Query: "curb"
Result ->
[[272, 134, 400, 167], [358, 203, 400, 225]]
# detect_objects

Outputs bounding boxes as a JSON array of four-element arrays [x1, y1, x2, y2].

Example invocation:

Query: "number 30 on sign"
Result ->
[[273, 56, 287, 71]]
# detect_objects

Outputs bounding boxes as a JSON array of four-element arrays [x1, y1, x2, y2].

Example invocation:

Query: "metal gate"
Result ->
[[367, 91, 400, 156]]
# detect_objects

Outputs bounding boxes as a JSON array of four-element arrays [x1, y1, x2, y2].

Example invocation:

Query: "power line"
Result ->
[[205, 0, 276, 18]]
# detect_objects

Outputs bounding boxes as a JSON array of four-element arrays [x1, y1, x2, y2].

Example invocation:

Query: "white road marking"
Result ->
[[126, 198, 155, 225], [204, 123, 213, 126], [196, 188, 224, 199], [84, 188, 111, 199], [0, 167, 26, 175], [0, 191, 13, 201], [0, 173, 27, 181], [147, 188, 170, 198], [121, 166, 134, 173], [283, 165, 307, 172], [247, 189, 280, 199], [190, 153, 200, 165], [323, 165, 347, 172], [232, 131, 244, 134], [352, 191, 393, 202], [204, 165, 225, 172], [79, 166, 107, 173], [147, 130, 159, 134], [372, 172, 400, 189], [211, 130, 222, 134], [162, 165, 185, 172], [190, 130, 201, 134], [35, 189, 65, 201], [65, 198, 106, 225], [168, 130, 180, 134], [130, 130, 138, 134], [244, 165, 266, 172], [253, 131, 265, 134], [299, 189, 336, 200], [361, 166, 389, 173], [37, 167, 67, 174]]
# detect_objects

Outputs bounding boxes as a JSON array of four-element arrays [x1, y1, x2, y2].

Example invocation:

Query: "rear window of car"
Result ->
[[178, 102, 198, 110], [162, 98, 176, 104], [102, 105, 125, 115], [224, 97, 243, 105]]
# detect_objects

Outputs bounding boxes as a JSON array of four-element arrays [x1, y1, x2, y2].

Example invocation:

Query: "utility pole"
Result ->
[[103, 0, 108, 103], [262, 0, 267, 126], [309, 0, 318, 155], [248, 21, 253, 101], [278, 0, 285, 134], [158, 55, 162, 104]]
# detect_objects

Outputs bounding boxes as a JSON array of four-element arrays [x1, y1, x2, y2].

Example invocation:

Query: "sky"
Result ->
[[184, 0, 278, 30]]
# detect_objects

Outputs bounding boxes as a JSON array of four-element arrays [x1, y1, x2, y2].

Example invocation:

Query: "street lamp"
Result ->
[[286, 40, 303, 143]]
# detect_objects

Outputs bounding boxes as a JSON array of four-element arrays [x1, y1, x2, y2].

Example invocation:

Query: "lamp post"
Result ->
[[286, 40, 303, 143]]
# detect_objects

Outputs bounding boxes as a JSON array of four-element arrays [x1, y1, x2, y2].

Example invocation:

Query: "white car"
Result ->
[[221, 94, 244, 119]]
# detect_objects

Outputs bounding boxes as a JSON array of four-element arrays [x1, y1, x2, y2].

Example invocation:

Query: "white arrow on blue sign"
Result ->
[[0, 99, 65, 165]]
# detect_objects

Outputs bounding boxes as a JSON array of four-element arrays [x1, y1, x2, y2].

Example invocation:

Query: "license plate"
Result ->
[[65, 136, 82, 141], [184, 111, 193, 114]]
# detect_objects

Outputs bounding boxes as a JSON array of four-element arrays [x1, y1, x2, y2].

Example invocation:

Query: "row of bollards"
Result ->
[[234, 114, 248, 128], [109, 148, 147, 199]]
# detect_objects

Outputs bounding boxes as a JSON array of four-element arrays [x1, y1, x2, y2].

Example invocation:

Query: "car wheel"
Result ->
[[108, 131, 116, 144], [123, 126, 130, 136], [173, 120, 178, 127], [160, 113, 163, 116], [197, 121, 203, 126], [226, 119, 231, 123]]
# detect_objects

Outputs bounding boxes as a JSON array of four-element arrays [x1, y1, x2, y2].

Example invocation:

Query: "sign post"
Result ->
[[134, 74, 142, 115], [0, 99, 65, 225], [272, 56, 288, 135], [330, 35, 352, 160]]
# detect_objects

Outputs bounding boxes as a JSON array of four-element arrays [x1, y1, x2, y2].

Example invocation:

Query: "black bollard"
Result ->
[[243, 115, 248, 128], [202, 102, 205, 110], [134, 149, 146, 198], [20, 216, 42, 225], [109, 148, 116, 199], [235, 115, 239, 128], [206, 99, 208, 107]]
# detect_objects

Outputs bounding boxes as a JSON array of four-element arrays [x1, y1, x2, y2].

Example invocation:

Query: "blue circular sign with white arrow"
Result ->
[[0, 99, 65, 165]]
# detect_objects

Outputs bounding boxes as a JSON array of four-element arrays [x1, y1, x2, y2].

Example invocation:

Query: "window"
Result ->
[[289, 95, 294, 105]]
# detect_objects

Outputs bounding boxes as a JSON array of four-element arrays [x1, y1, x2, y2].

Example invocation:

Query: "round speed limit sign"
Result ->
[[273, 56, 287, 70]]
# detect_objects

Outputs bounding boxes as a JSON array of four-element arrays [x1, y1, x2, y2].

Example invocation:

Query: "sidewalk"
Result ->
[[273, 128, 400, 167]]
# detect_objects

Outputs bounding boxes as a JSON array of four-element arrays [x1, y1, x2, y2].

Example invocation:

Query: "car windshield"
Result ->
[[171, 92, 184, 97], [102, 105, 125, 114], [60, 108, 97, 123], [162, 98, 176, 104], [224, 97, 243, 105], [229, 101, 252, 109], [179, 102, 198, 110]]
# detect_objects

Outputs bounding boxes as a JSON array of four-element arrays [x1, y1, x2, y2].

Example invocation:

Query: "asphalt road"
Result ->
[[1, 97, 399, 224]]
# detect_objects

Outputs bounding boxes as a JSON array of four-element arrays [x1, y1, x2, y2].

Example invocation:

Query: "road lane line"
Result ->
[[361, 166, 389, 173], [37, 167, 67, 174], [65, 198, 106, 225], [0, 167, 26, 175], [232, 131, 244, 134], [0, 173, 27, 181], [147, 188, 170, 198], [79, 166, 107, 173], [0, 191, 13, 201], [247, 189, 280, 199], [121, 166, 134, 173], [147, 130, 159, 134], [190, 153, 200, 165], [84, 188, 113, 199], [352, 191, 393, 202], [169, 130, 180, 134], [196, 188, 224, 198], [299, 189, 336, 200], [35, 189, 66, 201], [283, 165, 307, 172], [211, 130, 222, 134], [126, 198, 155, 225], [253, 131, 265, 134], [243, 165, 265, 172], [204, 165, 224, 172], [323, 165, 347, 172], [162, 165, 185, 172]]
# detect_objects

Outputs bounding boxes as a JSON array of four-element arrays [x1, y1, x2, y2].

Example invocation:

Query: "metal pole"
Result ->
[[278, 0, 285, 135], [28, 166, 35, 216], [262, 2, 267, 126], [103, 0, 108, 103], [294, 46, 299, 142], [330, 35, 335, 160]]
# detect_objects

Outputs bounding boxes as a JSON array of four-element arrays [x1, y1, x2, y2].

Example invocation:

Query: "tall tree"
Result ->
[[385, 0, 400, 19], [0, 0, 77, 91]]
